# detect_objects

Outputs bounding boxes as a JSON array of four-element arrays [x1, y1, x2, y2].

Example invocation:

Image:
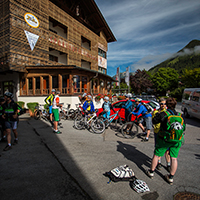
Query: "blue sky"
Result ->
[[95, 0, 200, 77]]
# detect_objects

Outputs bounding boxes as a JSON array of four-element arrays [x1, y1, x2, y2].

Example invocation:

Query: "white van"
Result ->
[[181, 88, 200, 119]]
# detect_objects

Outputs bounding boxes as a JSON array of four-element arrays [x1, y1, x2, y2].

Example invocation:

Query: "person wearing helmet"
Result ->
[[102, 96, 114, 120], [82, 95, 95, 113], [0, 97, 6, 141], [122, 94, 133, 122], [2, 92, 19, 151], [132, 98, 152, 142], [146, 97, 185, 184], [44, 89, 56, 126]]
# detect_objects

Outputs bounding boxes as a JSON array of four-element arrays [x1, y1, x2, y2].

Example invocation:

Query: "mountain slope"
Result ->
[[149, 40, 200, 75]]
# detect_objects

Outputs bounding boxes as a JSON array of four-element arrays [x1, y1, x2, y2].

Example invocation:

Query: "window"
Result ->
[[28, 79, 32, 89], [49, 54, 58, 62], [62, 75, 69, 88], [49, 17, 68, 39], [98, 48, 106, 58], [36, 77, 40, 89], [183, 91, 192, 100], [81, 36, 91, 50], [52, 76, 58, 89], [98, 66, 106, 74], [81, 60, 91, 69], [192, 91, 200, 102]]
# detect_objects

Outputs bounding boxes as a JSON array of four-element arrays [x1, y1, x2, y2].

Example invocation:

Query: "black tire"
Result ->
[[74, 116, 85, 130], [184, 109, 190, 118], [69, 109, 75, 119], [91, 119, 105, 134], [115, 117, 124, 130], [121, 122, 138, 139], [34, 110, 41, 120]]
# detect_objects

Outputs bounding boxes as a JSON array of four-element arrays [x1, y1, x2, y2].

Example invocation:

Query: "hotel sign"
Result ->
[[24, 13, 40, 28]]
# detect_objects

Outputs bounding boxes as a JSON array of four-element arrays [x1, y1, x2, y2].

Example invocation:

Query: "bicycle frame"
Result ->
[[100, 108, 121, 124]]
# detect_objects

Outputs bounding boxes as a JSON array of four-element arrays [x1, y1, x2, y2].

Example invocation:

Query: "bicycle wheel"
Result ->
[[121, 122, 138, 139], [115, 117, 124, 130], [34, 110, 41, 120], [74, 116, 85, 130], [91, 118, 105, 134], [69, 109, 76, 119]]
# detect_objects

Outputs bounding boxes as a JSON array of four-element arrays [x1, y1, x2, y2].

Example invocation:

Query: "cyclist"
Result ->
[[82, 95, 95, 114], [52, 91, 62, 134], [131, 98, 152, 142], [2, 92, 19, 151], [152, 98, 170, 171], [122, 94, 133, 122], [44, 89, 56, 126], [0, 97, 6, 141], [102, 96, 114, 119]]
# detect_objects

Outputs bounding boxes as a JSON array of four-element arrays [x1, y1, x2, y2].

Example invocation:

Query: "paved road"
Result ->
[[0, 107, 200, 200]]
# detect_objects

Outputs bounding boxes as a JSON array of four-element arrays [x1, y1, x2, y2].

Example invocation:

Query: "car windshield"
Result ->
[[113, 101, 126, 108]]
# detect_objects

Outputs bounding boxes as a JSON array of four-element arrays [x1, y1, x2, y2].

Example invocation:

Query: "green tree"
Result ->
[[130, 69, 152, 94], [181, 68, 200, 87], [151, 67, 179, 96]]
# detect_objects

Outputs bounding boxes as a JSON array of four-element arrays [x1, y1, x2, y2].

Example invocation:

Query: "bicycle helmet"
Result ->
[[82, 93, 87, 97], [126, 94, 132, 98], [52, 89, 56, 92], [87, 95, 92, 100], [4, 92, 13, 99], [104, 96, 109, 100], [130, 179, 150, 193], [135, 98, 142, 102]]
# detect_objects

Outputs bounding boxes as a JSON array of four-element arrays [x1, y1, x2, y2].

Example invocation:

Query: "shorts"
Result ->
[[49, 105, 53, 114], [143, 117, 152, 130], [5, 121, 17, 130], [154, 137, 182, 158], [52, 108, 59, 121]]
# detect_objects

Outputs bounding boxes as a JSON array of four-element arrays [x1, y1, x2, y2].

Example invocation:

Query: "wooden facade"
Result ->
[[0, 0, 116, 97]]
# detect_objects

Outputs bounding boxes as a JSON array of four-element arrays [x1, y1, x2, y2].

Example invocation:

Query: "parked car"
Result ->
[[97, 99, 152, 121], [181, 88, 200, 119]]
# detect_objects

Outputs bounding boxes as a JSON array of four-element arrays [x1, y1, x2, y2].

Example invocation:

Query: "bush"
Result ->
[[27, 102, 39, 113], [16, 101, 25, 108]]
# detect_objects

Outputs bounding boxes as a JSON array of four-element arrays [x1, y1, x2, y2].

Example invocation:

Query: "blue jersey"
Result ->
[[132, 103, 152, 118]]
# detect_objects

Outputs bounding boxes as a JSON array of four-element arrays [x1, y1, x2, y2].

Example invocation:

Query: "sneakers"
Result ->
[[3, 145, 12, 151], [13, 139, 18, 145], [156, 163, 162, 170], [141, 138, 149, 142], [165, 174, 173, 184], [54, 130, 62, 134], [145, 170, 154, 179]]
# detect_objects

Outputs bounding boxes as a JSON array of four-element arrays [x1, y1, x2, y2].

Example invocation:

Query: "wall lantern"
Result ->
[[100, 81, 104, 87], [73, 75, 77, 83]]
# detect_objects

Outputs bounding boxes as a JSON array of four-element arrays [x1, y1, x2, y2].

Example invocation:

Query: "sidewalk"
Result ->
[[0, 113, 200, 200]]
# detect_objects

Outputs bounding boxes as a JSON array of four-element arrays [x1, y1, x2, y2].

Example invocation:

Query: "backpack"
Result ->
[[159, 110, 185, 143], [142, 103, 154, 114], [104, 165, 135, 182]]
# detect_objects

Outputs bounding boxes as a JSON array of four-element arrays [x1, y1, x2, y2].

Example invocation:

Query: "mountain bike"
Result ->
[[74, 110, 105, 134], [34, 104, 50, 121], [98, 108, 125, 129], [120, 114, 140, 139], [59, 103, 75, 120]]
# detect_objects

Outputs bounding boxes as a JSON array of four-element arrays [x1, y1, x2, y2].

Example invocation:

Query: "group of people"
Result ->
[[80, 93, 185, 184], [44, 89, 62, 134], [0, 92, 21, 151]]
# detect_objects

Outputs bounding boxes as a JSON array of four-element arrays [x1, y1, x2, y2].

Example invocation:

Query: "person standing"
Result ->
[[52, 91, 62, 134], [2, 92, 19, 151], [146, 97, 185, 184], [152, 98, 170, 171], [44, 89, 56, 126], [122, 94, 133, 122], [102, 96, 114, 121], [132, 98, 152, 142]]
